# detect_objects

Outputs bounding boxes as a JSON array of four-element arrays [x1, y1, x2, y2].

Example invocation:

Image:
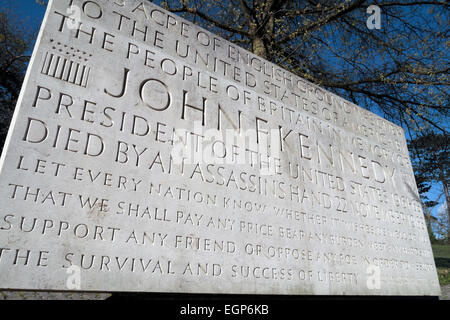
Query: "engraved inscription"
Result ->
[[40, 40, 91, 87], [0, 0, 440, 296]]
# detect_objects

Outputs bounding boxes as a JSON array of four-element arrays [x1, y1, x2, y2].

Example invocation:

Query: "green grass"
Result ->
[[432, 244, 450, 286]]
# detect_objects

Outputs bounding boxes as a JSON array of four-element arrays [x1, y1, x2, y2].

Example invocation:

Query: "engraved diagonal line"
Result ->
[[41, 52, 49, 74], [64, 61, 73, 81], [51, 55, 61, 77], [83, 67, 91, 88], [43, 53, 54, 75], [71, 63, 80, 84], [58, 58, 67, 80], [78, 65, 86, 86]]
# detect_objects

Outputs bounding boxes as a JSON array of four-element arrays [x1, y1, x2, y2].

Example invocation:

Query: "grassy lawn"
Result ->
[[432, 244, 450, 286]]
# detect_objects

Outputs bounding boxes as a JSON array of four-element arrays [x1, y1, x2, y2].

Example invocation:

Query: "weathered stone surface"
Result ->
[[0, 290, 110, 300], [0, 0, 441, 296]]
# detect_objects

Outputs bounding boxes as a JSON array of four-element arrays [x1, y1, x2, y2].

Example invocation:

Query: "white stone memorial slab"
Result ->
[[0, 0, 441, 296]]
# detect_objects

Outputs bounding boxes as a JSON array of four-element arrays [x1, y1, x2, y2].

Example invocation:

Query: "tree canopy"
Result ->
[[409, 130, 449, 240], [155, 0, 449, 135], [0, 3, 36, 153]]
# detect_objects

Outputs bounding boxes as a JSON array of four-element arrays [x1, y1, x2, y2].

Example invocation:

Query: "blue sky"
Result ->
[[4, 0, 46, 21], [1, 0, 46, 35]]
